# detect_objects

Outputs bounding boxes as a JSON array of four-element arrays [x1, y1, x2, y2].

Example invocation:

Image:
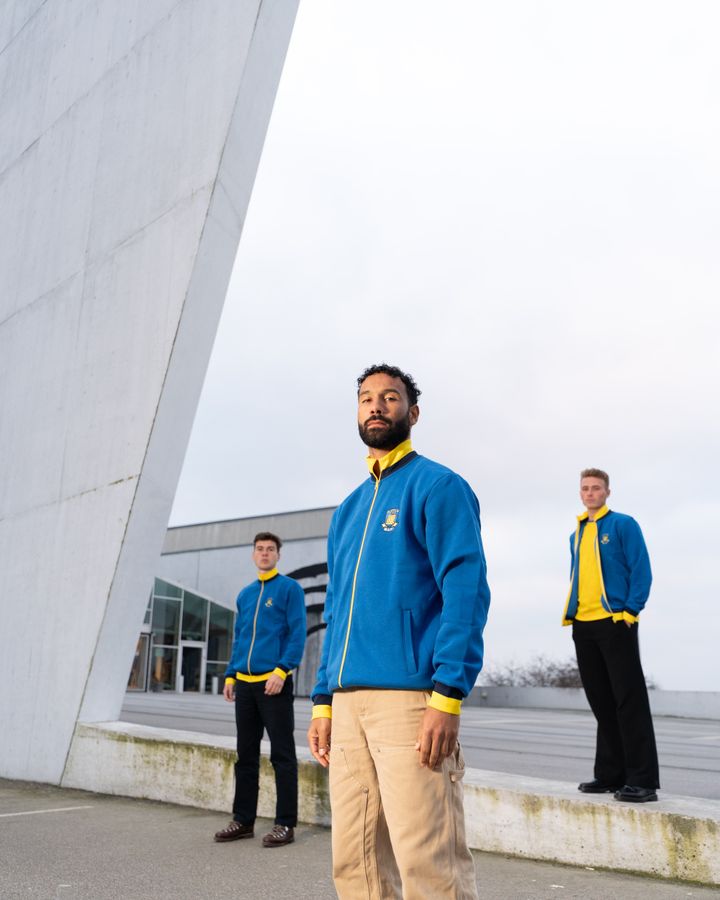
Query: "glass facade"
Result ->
[[128, 578, 235, 693], [181, 591, 207, 642], [208, 604, 234, 661]]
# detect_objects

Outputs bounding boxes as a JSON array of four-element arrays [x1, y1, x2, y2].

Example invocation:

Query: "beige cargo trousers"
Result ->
[[329, 689, 478, 900]]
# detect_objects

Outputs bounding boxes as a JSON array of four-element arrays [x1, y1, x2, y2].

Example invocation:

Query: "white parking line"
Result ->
[[0, 805, 94, 818]]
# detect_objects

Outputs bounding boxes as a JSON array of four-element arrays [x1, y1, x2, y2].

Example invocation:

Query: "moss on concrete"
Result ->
[[65, 725, 719, 887]]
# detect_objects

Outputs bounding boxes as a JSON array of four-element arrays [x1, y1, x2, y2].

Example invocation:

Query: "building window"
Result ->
[[152, 596, 180, 645], [128, 578, 234, 693], [151, 646, 177, 691], [182, 591, 208, 642], [208, 604, 234, 661]]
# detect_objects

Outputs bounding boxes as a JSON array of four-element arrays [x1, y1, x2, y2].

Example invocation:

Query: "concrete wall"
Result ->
[[63, 723, 720, 887], [0, 0, 298, 783]]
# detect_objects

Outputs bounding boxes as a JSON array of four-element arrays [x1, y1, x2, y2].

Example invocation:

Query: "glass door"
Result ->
[[177, 641, 206, 693]]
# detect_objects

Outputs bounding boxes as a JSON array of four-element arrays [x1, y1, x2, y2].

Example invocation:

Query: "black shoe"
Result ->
[[262, 824, 295, 847], [578, 779, 622, 793], [614, 785, 658, 803], [214, 820, 254, 842]]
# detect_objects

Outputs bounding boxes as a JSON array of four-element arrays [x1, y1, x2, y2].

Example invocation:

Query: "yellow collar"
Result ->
[[366, 439, 413, 478], [578, 505, 609, 523], [258, 568, 279, 582]]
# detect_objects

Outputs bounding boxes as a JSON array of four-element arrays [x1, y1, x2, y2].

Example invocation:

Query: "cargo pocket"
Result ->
[[448, 741, 466, 784]]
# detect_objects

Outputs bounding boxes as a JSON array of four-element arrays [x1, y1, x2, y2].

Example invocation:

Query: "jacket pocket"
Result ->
[[402, 609, 418, 674]]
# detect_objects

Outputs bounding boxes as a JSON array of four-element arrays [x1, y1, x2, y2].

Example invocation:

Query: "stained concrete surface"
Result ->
[[1, 780, 718, 899]]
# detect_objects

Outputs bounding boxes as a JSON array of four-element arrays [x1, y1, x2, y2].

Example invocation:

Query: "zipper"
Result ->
[[337, 473, 381, 688], [247, 580, 265, 675]]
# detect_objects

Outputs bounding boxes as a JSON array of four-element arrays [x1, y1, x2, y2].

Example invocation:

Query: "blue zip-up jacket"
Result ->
[[225, 571, 306, 678], [562, 508, 652, 625], [312, 449, 490, 703]]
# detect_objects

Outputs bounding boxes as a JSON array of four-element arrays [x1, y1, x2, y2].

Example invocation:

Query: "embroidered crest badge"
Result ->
[[600, 534, 610, 544], [265, 597, 273, 607], [382, 508, 399, 532]]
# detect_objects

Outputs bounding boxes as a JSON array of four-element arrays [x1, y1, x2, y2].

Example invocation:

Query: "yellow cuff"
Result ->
[[224, 677, 236, 685], [612, 611, 639, 624], [427, 692, 462, 715], [312, 705, 333, 720], [272, 667, 288, 681]]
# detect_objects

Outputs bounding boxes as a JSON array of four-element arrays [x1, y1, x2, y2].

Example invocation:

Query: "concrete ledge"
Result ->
[[63, 723, 720, 886], [467, 686, 720, 719], [463, 769, 720, 885], [62, 722, 330, 826]]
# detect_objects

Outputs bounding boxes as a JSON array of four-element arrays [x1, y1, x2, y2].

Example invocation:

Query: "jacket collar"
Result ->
[[578, 505, 610, 523], [366, 439, 414, 479], [258, 568, 279, 582]]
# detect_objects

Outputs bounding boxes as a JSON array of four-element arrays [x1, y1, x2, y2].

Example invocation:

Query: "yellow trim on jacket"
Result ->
[[365, 439, 413, 476], [613, 610, 639, 625], [427, 692, 462, 715], [258, 567, 279, 582], [231, 667, 289, 683], [575, 521, 611, 621], [338, 441, 414, 689], [562, 505, 612, 625], [337, 476, 381, 687]]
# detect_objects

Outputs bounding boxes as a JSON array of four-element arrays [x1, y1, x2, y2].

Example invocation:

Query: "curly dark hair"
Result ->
[[356, 364, 422, 406]]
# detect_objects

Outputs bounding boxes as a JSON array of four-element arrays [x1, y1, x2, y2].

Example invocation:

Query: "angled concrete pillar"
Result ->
[[0, 0, 298, 783]]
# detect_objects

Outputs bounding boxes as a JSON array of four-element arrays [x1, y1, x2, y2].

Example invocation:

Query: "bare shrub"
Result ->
[[482, 655, 583, 688], [481, 655, 657, 689]]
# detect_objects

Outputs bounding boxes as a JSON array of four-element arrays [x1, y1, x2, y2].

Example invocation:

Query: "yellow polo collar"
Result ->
[[365, 439, 413, 476], [578, 505, 609, 523], [258, 568, 279, 582]]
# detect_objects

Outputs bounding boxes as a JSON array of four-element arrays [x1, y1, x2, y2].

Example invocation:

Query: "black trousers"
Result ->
[[233, 676, 298, 827], [573, 618, 659, 789]]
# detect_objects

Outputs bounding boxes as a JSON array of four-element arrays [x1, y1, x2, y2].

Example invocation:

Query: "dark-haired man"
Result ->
[[214, 532, 306, 846], [563, 469, 659, 802], [308, 364, 490, 899]]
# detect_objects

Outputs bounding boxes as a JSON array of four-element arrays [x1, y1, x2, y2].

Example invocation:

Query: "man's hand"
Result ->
[[624, 620, 633, 629], [308, 718, 332, 768], [264, 674, 285, 695], [223, 681, 235, 702], [415, 707, 459, 769]]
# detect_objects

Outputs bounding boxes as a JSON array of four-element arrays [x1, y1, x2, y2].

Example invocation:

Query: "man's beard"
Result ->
[[358, 414, 411, 451]]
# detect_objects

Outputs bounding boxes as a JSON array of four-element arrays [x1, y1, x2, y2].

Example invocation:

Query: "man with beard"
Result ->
[[308, 364, 490, 899]]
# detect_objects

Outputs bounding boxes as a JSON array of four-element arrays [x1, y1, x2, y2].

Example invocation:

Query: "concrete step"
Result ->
[[63, 721, 720, 887]]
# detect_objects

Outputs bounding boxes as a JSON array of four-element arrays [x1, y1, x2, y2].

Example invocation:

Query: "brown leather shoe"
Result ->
[[214, 821, 254, 842], [262, 824, 294, 847]]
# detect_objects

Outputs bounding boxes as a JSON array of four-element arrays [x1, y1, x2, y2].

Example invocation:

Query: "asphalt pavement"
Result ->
[[2, 779, 718, 900], [121, 693, 720, 801]]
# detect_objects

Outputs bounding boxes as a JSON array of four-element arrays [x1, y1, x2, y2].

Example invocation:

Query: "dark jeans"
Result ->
[[233, 675, 298, 827], [573, 618, 659, 789]]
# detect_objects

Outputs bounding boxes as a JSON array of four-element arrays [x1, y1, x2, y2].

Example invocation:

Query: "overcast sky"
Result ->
[[170, 1, 720, 691]]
